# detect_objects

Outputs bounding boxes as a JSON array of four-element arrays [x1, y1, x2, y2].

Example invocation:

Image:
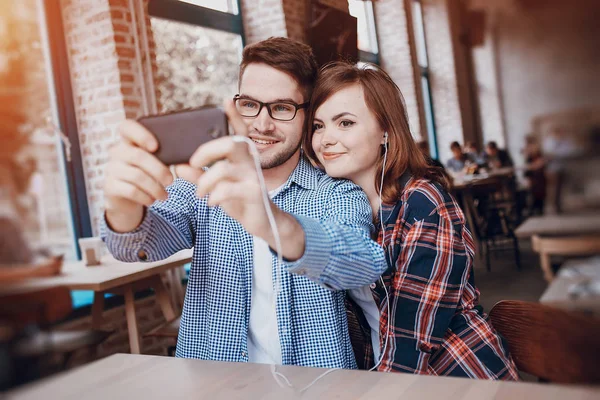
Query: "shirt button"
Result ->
[[241, 351, 247, 357], [137, 250, 148, 261], [370, 283, 377, 289]]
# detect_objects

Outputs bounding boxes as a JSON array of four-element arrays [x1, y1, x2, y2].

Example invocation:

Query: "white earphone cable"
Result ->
[[234, 136, 338, 392], [369, 132, 392, 372], [236, 131, 391, 390]]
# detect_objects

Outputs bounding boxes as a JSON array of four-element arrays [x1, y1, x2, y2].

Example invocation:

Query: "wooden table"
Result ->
[[540, 257, 600, 315], [515, 213, 600, 238], [0, 250, 192, 354], [451, 167, 515, 191], [7, 354, 599, 400]]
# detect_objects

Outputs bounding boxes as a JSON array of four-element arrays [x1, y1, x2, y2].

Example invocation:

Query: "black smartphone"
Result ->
[[137, 106, 229, 165]]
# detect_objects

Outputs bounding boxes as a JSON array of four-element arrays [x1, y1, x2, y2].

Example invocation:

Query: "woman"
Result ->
[[522, 135, 546, 215], [304, 62, 519, 379]]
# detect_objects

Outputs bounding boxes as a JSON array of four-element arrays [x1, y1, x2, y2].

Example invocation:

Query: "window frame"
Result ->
[[43, 0, 93, 259], [409, 0, 439, 160], [148, 0, 245, 46], [351, 0, 380, 65]]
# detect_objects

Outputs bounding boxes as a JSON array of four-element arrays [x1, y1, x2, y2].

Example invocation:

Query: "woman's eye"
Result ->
[[340, 120, 355, 128], [312, 123, 323, 132]]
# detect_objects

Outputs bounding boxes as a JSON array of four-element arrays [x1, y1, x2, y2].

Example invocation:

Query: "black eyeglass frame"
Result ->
[[233, 94, 309, 121]]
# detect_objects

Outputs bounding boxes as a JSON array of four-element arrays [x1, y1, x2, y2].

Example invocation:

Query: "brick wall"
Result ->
[[61, 0, 158, 234], [241, 0, 287, 44], [469, 0, 600, 166], [470, 20, 506, 148], [374, 0, 422, 140], [61, 0, 126, 234]]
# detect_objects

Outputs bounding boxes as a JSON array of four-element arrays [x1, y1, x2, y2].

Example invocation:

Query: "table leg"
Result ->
[[91, 291, 105, 329], [461, 191, 484, 268], [166, 271, 179, 311], [123, 285, 141, 354], [152, 275, 177, 322], [173, 267, 186, 309]]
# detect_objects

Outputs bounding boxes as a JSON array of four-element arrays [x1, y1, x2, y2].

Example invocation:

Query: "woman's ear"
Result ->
[[381, 131, 389, 146]]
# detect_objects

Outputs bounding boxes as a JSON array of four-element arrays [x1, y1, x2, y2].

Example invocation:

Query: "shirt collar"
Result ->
[[282, 153, 319, 191]]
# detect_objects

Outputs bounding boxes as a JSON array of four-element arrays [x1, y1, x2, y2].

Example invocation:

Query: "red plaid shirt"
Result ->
[[347, 177, 519, 379]]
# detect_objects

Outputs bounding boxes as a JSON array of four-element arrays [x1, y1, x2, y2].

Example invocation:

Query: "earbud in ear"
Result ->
[[383, 132, 389, 145]]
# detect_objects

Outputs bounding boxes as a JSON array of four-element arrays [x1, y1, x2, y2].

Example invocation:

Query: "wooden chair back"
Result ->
[[489, 300, 600, 384]]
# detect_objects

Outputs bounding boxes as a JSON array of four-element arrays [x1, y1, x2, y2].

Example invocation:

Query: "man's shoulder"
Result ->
[[294, 158, 364, 195]]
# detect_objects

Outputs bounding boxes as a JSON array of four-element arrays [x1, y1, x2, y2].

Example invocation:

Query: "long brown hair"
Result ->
[[304, 62, 450, 203]]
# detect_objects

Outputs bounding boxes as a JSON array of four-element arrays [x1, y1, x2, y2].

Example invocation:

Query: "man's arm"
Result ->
[[274, 180, 386, 291], [102, 178, 200, 262], [101, 120, 202, 262]]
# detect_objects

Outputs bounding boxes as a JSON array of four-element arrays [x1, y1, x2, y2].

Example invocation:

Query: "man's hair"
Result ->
[[487, 141, 498, 150], [450, 141, 461, 150], [239, 37, 318, 101]]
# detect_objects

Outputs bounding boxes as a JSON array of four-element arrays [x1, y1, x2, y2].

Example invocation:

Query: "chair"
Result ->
[[144, 316, 180, 356], [463, 177, 521, 271], [0, 286, 112, 375], [532, 235, 600, 282], [489, 300, 600, 384]]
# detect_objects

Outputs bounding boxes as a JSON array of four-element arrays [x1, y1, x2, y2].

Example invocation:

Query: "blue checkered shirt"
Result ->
[[102, 156, 386, 369]]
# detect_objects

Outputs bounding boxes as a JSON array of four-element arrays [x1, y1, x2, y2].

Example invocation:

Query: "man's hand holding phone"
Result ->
[[103, 100, 305, 260], [104, 121, 173, 233]]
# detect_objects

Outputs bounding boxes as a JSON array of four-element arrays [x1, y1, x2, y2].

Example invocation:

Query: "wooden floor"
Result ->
[[475, 240, 547, 313]]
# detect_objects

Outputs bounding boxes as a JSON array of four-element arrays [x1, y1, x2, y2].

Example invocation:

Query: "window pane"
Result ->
[[151, 18, 243, 113], [411, 0, 428, 68], [176, 0, 238, 14], [0, 0, 76, 259], [421, 76, 438, 159], [348, 0, 378, 54]]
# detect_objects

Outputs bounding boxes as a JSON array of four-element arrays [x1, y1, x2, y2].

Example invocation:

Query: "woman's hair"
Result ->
[[304, 62, 450, 203]]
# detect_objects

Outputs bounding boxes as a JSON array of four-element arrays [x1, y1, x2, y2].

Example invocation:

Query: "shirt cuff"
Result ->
[[276, 214, 332, 285], [100, 209, 154, 262]]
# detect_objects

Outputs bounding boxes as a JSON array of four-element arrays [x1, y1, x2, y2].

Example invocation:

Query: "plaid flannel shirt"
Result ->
[[349, 177, 519, 379], [102, 156, 386, 369]]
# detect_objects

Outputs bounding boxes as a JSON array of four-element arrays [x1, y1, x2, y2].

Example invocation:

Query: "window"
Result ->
[[177, 0, 239, 14], [410, 0, 439, 159], [1, 1, 94, 308], [149, 0, 244, 113], [348, 0, 379, 64], [0, 0, 85, 261]]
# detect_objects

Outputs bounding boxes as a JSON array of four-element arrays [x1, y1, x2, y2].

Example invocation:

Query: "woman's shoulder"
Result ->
[[399, 178, 464, 225]]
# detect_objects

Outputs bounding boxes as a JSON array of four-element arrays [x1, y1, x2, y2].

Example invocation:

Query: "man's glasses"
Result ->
[[233, 95, 308, 122]]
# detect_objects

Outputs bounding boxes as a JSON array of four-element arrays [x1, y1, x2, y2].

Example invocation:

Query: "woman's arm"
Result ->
[[379, 208, 472, 373]]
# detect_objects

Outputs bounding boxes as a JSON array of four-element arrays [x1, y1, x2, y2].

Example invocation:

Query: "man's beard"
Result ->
[[260, 140, 302, 169]]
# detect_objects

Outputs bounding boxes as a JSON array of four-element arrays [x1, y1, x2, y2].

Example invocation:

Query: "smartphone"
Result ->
[[137, 106, 229, 165]]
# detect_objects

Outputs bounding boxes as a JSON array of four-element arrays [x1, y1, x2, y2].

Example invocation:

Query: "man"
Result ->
[[484, 141, 514, 170], [464, 141, 484, 165], [446, 141, 473, 173], [101, 37, 385, 369]]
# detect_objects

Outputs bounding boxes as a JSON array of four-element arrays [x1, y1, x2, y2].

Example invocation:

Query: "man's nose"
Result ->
[[252, 106, 275, 133]]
